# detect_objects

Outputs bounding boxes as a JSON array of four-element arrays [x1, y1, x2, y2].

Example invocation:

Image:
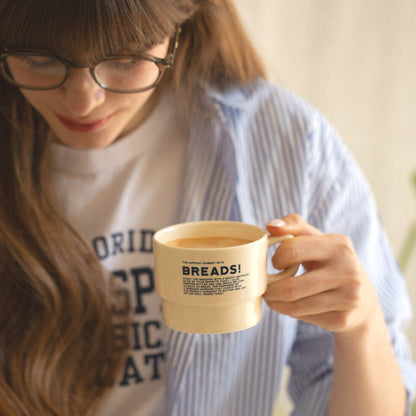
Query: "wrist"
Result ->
[[334, 298, 388, 353]]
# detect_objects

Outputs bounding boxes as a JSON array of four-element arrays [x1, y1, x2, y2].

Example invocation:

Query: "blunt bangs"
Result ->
[[0, 0, 197, 61]]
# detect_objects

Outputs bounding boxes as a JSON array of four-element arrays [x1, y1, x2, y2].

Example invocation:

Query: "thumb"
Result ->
[[266, 213, 323, 237]]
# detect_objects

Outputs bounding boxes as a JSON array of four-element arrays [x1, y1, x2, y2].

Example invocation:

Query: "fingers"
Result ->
[[263, 214, 372, 333], [266, 292, 351, 319], [288, 311, 361, 333], [265, 274, 363, 316], [266, 233, 363, 301], [270, 232, 357, 271], [266, 213, 323, 237], [265, 268, 343, 302], [264, 263, 367, 333]]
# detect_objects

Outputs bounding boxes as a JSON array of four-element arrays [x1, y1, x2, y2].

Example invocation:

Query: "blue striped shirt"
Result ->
[[162, 80, 416, 415]]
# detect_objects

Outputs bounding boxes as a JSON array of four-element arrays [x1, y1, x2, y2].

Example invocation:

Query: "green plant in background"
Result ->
[[399, 171, 416, 273]]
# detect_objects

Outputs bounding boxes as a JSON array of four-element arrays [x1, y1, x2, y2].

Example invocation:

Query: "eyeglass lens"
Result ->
[[6, 55, 66, 88], [4, 54, 162, 92]]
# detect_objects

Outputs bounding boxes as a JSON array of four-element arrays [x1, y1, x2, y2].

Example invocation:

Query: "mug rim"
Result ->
[[153, 220, 267, 250]]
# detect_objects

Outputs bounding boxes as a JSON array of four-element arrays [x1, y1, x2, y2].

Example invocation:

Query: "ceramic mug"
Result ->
[[153, 220, 299, 334]]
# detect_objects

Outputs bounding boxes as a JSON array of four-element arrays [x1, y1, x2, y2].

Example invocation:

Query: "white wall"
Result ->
[[235, 0, 416, 412]]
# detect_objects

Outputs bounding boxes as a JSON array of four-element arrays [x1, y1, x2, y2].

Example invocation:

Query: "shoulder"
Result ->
[[205, 80, 360, 206], [200, 79, 355, 177], [207, 79, 318, 127], [204, 79, 347, 159], [204, 79, 336, 153]]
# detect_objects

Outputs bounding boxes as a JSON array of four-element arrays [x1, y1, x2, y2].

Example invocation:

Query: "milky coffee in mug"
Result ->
[[153, 221, 298, 334]]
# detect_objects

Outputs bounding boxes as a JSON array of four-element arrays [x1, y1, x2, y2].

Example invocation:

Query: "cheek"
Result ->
[[19, 90, 50, 112], [19, 90, 65, 126], [125, 90, 154, 110], [118, 90, 157, 120]]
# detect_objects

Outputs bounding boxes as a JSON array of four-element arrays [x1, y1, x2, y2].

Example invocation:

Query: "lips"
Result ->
[[56, 114, 113, 133]]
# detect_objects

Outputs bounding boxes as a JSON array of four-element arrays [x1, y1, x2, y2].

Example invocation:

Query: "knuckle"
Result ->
[[343, 263, 363, 289], [284, 213, 303, 225], [332, 234, 355, 258], [345, 280, 364, 308]]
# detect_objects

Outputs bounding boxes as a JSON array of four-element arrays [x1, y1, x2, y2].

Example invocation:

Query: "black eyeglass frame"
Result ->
[[0, 27, 180, 94]]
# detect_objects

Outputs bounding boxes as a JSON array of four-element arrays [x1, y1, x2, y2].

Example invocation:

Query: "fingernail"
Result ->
[[267, 219, 287, 227]]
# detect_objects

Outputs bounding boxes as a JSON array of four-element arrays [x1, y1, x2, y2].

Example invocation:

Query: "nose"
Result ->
[[60, 68, 105, 117]]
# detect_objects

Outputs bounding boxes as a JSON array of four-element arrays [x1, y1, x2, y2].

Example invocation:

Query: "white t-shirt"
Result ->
[[50, 93, 187, 416]]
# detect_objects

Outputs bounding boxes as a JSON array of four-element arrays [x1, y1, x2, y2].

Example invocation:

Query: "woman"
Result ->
[[0, 0, 414, 415]]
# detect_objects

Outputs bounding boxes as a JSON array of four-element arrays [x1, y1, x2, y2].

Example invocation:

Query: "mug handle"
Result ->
[[267, 234, 299, 285]]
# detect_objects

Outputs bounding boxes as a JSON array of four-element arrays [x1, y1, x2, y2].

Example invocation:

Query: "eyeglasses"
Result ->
[[0, 28, 180, 94]]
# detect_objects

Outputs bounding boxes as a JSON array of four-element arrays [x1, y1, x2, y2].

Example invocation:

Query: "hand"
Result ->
[[263, 214, 380, 336], [265, 214, 407, 415]]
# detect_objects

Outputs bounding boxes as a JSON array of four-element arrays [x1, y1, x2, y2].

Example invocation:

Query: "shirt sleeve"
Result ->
[[287, 110, 416, 414]]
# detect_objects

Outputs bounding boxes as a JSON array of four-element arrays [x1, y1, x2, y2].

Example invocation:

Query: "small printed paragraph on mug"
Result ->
[[181, 261, 248, 296]]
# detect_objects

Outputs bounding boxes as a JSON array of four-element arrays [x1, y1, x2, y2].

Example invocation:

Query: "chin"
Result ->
[[61, 138, 117, 149], [54, 129, 119, 149]]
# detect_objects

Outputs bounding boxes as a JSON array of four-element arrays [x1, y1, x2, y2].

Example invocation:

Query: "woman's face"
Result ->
[[19, 40, 169, 149]]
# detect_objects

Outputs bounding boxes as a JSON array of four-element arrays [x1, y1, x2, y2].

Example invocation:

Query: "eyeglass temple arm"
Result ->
[[166, 26, 181, 67]]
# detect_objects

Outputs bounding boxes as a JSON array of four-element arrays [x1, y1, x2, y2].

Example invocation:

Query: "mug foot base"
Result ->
[[162, 298, 262, 334]]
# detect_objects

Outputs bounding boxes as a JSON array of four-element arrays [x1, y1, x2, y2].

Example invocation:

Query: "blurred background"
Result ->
[[235, 0, 416, 414]]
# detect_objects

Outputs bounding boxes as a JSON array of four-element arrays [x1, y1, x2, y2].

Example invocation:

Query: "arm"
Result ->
[[264, 214, 407, 416]]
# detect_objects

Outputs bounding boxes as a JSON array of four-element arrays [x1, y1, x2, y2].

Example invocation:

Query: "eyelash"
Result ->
[[20, 57, 58, 70], [106, 60, 139, 70]]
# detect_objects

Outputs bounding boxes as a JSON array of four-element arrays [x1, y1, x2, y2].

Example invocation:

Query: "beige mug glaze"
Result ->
[[153, 221, 299, 334]]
